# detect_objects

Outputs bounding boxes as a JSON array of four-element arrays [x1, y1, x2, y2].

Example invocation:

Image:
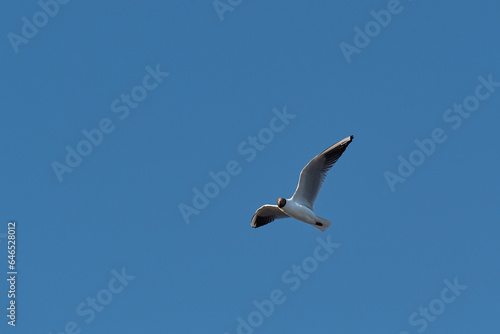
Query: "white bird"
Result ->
[[251, 135, 354, 232]]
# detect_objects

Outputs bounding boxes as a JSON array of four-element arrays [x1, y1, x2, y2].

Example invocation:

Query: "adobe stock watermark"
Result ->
[[339, 0, 411, 64], [178, 106, 296, 224], [51, 64, 170, 183], [48, 267, 135, 334], [7, 0, 71, 54], [213, 0, 244, 21], [384, 73, 499, 192], [223, 235, 340, 334], [398, 277, 467, 334]]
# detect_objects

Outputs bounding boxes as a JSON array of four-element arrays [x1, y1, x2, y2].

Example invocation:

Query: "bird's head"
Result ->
[[277, 198, 287, 208]]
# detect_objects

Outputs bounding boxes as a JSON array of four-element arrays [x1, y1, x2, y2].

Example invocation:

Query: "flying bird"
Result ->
[[251, 135, 354, 232]]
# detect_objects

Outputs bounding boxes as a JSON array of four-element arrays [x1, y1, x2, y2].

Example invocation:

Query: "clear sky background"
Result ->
[[1, 0, 499, 333]]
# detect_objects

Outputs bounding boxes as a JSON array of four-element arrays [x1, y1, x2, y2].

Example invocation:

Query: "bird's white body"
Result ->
[[279, 199, 332, 231], [280, 199, 315, 224]]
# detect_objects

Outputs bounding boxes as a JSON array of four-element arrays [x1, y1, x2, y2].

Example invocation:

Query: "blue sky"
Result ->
[[1, 0, 499, 333]]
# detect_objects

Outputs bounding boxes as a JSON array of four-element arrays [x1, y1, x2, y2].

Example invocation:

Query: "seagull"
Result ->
[[251, 135, 354, 232]]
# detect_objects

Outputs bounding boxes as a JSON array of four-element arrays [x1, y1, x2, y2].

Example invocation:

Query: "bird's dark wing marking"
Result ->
[[251, 205, 290, 228]]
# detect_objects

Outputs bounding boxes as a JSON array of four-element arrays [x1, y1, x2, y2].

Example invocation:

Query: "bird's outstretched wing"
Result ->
[[251, 205, 290, 228], [291, 135, 353, 209]]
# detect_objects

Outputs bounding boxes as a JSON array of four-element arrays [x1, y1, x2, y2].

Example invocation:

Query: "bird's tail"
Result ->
[[313, 216, 331, 232]]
